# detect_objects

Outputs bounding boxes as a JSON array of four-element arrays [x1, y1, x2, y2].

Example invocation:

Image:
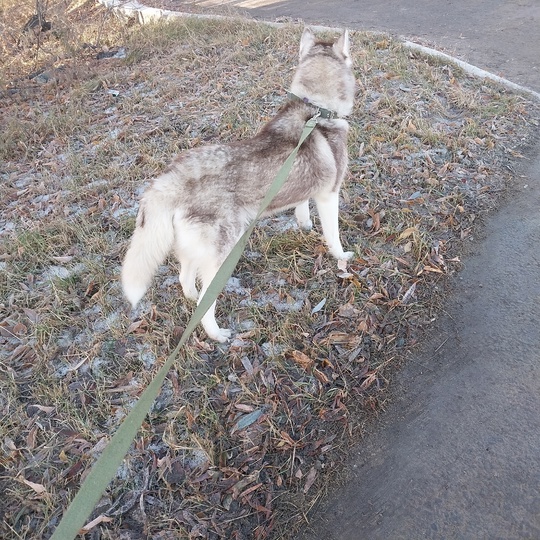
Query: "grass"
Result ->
[[1, 2, 540, 539]]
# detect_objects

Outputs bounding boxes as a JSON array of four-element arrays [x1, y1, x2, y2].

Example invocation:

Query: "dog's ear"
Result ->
[[334, 29, 351, 65], [299, 27, 315, 59]]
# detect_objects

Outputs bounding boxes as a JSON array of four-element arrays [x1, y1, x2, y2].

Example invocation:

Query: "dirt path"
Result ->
[[300, 141, 540, 537]]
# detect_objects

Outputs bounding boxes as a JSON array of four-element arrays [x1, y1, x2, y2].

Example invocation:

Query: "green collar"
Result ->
[[287, 91, 340, 120]]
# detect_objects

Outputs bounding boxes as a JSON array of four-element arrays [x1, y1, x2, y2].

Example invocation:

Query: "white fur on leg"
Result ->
[[179, 260, 198, 302], [198, 261, 232, 342], [295, 200, 313, 230], [200, 301, 232, 343], [314, 191, 353, 260]]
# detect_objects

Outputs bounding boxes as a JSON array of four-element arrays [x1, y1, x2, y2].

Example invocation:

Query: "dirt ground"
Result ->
[[300, 139, 540, 538]]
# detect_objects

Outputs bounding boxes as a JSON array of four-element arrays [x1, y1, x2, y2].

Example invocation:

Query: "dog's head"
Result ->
[[290, 28, 355, 118]]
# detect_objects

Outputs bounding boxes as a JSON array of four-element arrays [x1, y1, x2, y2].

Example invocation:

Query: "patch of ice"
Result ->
[[160, 275, 179, 289], [53, 363, 71, 378], [83, 304, 102, 318], [93, 311, 121, 334], [244, 250, 262, 260], [225, 277, 250, 296], [186, 449, 210, 470], [58, 328, 92, 349], [112, 206, 138, 218], [140, 349, 156, 370], [240, 289, 307, 312], [152, 379, 173, 412], [43, 265, 72, 280], [261, 342, 287, 357], [0, 221, 16, 235], [259, 214, 298, 234], [238, 319, 256, 331], [115, 461, 130, 480], [86, 178, 109, 189]]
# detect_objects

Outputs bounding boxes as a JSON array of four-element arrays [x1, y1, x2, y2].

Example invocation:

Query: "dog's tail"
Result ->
[[121, 182, 176, 307]]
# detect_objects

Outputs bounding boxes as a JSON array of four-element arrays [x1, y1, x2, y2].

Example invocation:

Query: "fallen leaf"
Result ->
[[278, 431, 297, 448], [12, 322, 27, 335], [401, 282, 417, 305], [338, 303, 360, 318], [232, 408, 265, 433], [313, 368, 329, 384], [235, 403, 255, 413], [367, 208, 381, 232], [4, 437, 17, 451], [399, 227, 418, 240], [241, 356, 254, 375], [32, 404, 55, 414], [19, 477, 47, 494], [26, 426, 38, 449], [231, 473, 258, 498], [52, 255, 73, 264], [238, 482, 263, 499], [290, 350, 314, 371], [80, 515, 113, 534], [84, 281, 100, 298], [22, 308, 40, 324], [324, 332, 362, 347], [311, 298, 326, 314], [303, 467, 318, 493], [127, 319, 146, 333], [422, 265, 444, 274]]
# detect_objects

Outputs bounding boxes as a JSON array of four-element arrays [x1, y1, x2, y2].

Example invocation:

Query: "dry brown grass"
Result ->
[[1, 2, 539, 539]]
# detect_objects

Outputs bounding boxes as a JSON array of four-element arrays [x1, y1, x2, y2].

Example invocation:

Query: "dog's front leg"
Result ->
[[314, 191, 353, 261], [294, 200, 313, 230]]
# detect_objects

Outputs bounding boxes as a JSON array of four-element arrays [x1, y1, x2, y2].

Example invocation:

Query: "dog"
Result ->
[[121, 27, 355, 342]]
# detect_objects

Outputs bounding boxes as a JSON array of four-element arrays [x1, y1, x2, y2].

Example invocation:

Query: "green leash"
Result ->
[[50, 114, 319, 539]]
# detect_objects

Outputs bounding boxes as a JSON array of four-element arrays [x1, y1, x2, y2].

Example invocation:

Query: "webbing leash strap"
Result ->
[[50, 115, 319, 540]]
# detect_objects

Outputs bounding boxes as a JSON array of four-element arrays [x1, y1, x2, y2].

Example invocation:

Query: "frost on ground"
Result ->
[[1, 8, 540, 540]]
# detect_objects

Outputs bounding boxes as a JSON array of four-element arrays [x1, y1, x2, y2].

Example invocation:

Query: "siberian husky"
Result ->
[[121, 28, 356, 342]]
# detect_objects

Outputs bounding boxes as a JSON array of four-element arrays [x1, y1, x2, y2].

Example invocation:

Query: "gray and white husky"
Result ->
[[121, 28, 356, 342]]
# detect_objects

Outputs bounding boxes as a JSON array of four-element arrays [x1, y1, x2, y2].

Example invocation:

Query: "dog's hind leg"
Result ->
[[198, 257, 232, 343], [179, 259, 198, 302], [174, 231, 199, 301], [295, 200, 313, 230], [314, 191, 353, 260]]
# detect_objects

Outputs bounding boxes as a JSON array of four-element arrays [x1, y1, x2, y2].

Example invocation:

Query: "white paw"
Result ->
[[183, 288, 199, 302], [331, 250, 354, 261], [208, 327, 232, 343], [297, 218, 313, 231], [340, 251, 354, 261]]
